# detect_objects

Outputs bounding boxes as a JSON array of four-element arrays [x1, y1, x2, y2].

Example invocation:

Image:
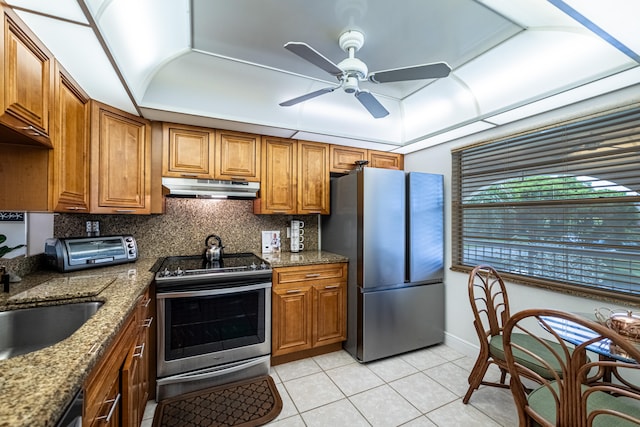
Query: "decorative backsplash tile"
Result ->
[[54, 198, 319, 258]]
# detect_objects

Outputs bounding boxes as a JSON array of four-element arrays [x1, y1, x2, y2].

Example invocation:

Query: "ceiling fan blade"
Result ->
[[355, 90, 389, 118], [279, 86, 338, 107], [368, 62, 451, 84], [284, 42, 344, 77]]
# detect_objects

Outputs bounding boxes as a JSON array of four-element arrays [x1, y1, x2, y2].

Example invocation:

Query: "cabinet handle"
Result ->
[[179, 173, 200, 177], [134, 342, 145, 358], [87, 341, 100, 355], [271, 211, 289, 214], [114, 209, 135, 213], [142, 317, 153, 328], [305, 273, 321, 278], [230, 177, 247, 182], [66, 206, 87, 211], [286, 289, 302, 294], [142, 297, 152, 308], [324, 285, 339, 289], [97, 393, 121, 422]]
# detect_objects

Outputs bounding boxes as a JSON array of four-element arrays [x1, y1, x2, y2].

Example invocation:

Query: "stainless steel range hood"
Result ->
[[162, 177, 260, 199]]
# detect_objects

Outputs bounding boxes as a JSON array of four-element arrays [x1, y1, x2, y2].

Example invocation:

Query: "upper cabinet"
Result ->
[[0, 6, 53, 148], [329, 145, 367, 174], [254, 137, 330, 215], [330, 145, 404, 173], [50, 61, 91, 212], [297, 140, 329, 215], [214, 130, 260, 182], [162, 122, 215, 178], [368, 150, 404, 170], [90, 101, 151, 214], [161, 125, 260, 182], [254, 136, 297, 214]]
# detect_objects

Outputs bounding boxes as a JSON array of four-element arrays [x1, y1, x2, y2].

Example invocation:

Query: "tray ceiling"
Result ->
[[7, 0, 640, 153]]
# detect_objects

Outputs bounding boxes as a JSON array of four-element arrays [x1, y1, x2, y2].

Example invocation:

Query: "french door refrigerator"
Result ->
[[321, 168, 444, 362]]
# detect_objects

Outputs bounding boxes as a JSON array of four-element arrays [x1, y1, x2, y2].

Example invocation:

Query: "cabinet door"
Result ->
[[88, 377, 121, 427], [51, 61, 90, 212], [90, 101, 151, 214], [162, 123, 215, 178], [0, 6, 53, 148], [215, 130, 260, 181], [255, 136, 297, 214], [314, 282, 347, 346], [329, 145, 367, 174], [121, 341, 141, 427], [368, 150, 404, 170], [272, 285, 313, 356], [297, 140, 329, 214]]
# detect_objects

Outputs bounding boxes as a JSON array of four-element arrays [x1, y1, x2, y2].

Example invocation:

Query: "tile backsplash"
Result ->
[[2, 198, 319, 277], [54, 198, 319, 258]]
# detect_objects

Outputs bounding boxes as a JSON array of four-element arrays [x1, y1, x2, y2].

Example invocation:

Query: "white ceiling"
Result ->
[[7, 0, 640, 153]]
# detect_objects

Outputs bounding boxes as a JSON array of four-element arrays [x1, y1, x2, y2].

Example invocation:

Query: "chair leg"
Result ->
[[463, 358, 491, 404]]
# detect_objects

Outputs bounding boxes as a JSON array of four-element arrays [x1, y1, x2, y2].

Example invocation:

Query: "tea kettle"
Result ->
[[204, 234, 224, 262]]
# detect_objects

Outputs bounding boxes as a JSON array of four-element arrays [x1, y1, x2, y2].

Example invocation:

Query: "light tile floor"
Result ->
[[141, 344, 518, 427]]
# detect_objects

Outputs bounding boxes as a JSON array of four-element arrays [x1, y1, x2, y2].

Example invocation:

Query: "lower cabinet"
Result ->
[[83, 288, 152, 427], [271, 263, 347, 363]]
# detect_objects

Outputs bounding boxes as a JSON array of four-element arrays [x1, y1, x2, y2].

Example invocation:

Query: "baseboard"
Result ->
[[444, 332, 479, 359]]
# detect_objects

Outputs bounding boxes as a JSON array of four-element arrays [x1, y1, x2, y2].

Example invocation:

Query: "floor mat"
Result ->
[[152, 375, 282, 427]]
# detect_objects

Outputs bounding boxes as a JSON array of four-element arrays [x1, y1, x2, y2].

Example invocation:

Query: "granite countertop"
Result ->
[[259, 250, 348, 268], [0, 251, 347, 427], [0, 258, 156, 427]]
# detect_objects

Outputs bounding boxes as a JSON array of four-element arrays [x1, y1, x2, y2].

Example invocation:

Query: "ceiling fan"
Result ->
[[279, 29, 451, 118]]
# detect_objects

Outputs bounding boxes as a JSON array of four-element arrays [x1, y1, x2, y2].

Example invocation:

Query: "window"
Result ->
[[452, 107, 640, 301]]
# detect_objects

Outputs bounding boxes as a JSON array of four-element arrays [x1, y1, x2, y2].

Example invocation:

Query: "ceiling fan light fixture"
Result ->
[[343, 76, 359, 93]]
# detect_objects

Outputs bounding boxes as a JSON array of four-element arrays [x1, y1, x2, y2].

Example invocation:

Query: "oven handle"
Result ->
[[157, 354, 271, 386], [156, 281, 271, 300]]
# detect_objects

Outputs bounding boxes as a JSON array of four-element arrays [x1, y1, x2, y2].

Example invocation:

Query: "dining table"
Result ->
[[540, 313, 640, 388]]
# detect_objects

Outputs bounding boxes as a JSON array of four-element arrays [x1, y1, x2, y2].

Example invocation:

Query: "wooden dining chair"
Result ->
[[463, 265, 565, 404], [503, 308, 640, 426]]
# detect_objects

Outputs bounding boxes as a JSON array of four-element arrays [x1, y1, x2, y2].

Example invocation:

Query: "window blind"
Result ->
[[452, 107, 640, 300]]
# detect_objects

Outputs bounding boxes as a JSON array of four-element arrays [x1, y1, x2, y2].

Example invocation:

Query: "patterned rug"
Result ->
[[152, 376, 282, 427]]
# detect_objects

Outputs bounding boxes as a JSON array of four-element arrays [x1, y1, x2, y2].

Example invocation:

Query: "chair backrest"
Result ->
[[468, 265, 511, 341], [503, 308, 640, 426]]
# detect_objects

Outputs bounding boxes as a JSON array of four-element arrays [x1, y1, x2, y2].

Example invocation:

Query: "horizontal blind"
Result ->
[[452, 107, 640, 298]]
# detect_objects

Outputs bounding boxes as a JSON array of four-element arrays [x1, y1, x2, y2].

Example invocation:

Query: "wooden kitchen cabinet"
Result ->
[[122, 289, 152, 427], [162, 122, 215, 178], [271, 263, 347, 363], [50, 60, 91, 212], [330, 145, 404, 173], [84, 308, 136, 427], [254, 137, 329, 215], [297, 140, 329, 214], [254, 136, 297, 214], [0, 5, 54, 148], [215, 129, 260, 181], [368, 149, 404, 170], [90, 101, 151, 214], [329, 145, 367, 174], [84, 288, 152, 427]]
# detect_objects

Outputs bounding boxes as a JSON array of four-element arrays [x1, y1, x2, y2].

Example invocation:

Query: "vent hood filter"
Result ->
[[162, 177, 260, 199]]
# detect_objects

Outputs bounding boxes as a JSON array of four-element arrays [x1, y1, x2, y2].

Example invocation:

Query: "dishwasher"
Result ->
[[56, 389, 82, 427]]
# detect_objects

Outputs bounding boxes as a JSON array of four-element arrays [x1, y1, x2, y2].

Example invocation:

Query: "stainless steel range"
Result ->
[[154, 253, 272, 400]]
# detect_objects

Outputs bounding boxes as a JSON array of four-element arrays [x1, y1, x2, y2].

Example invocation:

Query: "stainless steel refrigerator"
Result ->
[[321, 168, 444, 362]]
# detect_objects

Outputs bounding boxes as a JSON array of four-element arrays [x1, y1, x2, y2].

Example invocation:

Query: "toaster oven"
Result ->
[[44, 235, 138, 272]]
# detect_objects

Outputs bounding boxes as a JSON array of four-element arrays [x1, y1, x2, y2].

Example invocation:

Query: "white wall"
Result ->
[[404, 83, 640, 358]]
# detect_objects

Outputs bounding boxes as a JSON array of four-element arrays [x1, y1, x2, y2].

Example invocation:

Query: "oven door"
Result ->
[[157, 281, 271, 378]]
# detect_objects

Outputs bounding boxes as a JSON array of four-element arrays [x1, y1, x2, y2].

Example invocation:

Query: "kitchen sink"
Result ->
[[0, 301, 103, 360]]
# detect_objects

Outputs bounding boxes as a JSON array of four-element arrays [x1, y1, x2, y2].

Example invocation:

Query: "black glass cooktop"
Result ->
[[155, 253, 270, 281]]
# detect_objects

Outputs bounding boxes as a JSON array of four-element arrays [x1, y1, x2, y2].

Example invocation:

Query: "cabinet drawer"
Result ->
[[274, 263, 346, 285]]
